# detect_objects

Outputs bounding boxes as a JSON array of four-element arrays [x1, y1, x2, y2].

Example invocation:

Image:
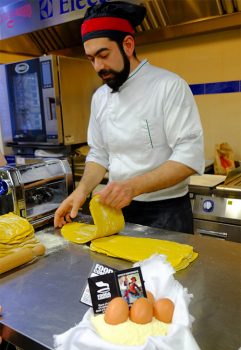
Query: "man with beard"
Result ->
[[54, 1, 204, 233]]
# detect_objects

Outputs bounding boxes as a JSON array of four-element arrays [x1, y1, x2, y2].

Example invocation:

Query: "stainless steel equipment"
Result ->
[[189, 169, 241, 243], [0, 159, 72, 227], [2, 55, 101, 146]]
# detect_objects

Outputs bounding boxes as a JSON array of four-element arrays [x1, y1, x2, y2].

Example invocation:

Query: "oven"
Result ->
[[189, 169, 241, 243]]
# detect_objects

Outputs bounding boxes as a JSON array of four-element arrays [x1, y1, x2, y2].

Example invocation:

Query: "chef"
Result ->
[[54, 1, 204, 233]]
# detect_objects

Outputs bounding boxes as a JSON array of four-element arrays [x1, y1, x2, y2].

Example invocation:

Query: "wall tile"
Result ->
[[190, 80, 240, 95], [205, 81, 240, 94], [189, 84, 205, 95]]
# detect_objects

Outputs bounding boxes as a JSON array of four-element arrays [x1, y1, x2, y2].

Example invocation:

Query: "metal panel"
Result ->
[[194, 218, 241, 242], [161, 0, 223, 25]]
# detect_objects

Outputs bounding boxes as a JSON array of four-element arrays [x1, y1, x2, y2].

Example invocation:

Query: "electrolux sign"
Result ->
[[0, 0, 106, 40]]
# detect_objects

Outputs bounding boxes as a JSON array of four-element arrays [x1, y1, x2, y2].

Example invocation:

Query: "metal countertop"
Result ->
[[0, 223, 240, 350]]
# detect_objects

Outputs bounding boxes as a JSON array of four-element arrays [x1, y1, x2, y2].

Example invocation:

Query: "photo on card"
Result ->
[[115, 267, 146, 305]]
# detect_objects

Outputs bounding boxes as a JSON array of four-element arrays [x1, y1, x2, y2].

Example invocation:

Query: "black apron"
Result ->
[[122, 193, 194, 234]]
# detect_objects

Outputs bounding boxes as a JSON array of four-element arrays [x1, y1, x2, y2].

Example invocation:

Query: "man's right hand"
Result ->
[[54, 188, 86, 228]]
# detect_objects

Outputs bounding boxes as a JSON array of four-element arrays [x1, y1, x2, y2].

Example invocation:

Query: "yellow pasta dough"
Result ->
[[90, 235, 198, 271], [61, 196, 198, 271], [0, 212, 34, 243], [0, 212, 40, 258], [61, 195, 125, 244]]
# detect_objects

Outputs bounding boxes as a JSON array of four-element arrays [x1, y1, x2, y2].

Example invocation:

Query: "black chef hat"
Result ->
[[81, 1, 146, 43]]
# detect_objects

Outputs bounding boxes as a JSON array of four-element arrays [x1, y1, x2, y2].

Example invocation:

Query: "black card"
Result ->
[[80, 263, 116, 306], [88, 273, 119, 314]]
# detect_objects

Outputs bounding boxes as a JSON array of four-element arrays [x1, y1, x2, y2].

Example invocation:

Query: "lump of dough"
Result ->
[[0, 212, 34, 244], [0, 212, 40, 258]]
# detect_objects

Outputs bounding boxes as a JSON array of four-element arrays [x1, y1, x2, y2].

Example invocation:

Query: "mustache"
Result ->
[[98, 69, 116, 78]]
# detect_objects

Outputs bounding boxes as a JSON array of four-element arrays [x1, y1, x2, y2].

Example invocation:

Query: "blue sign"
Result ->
[[39, 0, 54, 20], [0, 0, 107, 40], [0, 180, 9, 195]]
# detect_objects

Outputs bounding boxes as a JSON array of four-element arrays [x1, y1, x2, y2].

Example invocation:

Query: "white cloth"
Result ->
[[86, 60, 204, 201], [53, 255, 200, 350]]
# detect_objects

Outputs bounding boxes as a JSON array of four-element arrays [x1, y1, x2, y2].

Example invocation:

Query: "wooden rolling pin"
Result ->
[[0, 243, 46, 274]]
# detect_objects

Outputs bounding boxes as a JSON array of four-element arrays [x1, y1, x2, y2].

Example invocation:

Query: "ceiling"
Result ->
[[0, 0, 241, 58]]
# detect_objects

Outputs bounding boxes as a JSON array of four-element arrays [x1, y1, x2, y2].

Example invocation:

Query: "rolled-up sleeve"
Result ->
[[163, 78, 205, 175], [86, 95, 109, 170]]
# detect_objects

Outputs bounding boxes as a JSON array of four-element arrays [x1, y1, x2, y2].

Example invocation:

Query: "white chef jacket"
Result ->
[[86, 59, 204, 201]]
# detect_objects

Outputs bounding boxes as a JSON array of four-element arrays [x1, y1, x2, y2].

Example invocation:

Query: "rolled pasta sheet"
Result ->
[[61, 195, 125, 244]]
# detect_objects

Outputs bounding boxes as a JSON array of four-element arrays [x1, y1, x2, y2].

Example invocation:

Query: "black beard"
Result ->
[[98, 48, 130, 93]]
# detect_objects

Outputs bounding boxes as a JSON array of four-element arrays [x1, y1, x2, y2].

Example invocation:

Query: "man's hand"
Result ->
[[97, 180, 135, 209], [54, 189, 86, 228], [96, 161, 196, 210]]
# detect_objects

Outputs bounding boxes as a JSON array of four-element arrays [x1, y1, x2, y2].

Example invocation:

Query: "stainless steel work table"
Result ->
[[0, 223, 240, 350]]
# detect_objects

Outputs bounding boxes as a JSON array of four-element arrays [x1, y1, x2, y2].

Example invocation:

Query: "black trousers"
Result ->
[[122, 193, 194, 234]]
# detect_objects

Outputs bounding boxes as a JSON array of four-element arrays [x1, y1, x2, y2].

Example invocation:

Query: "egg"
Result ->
[[129, 297, 153, 324], [104, 297, 129, 325], [146, 291, 155, 306], [153, 298, 175, 323]]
